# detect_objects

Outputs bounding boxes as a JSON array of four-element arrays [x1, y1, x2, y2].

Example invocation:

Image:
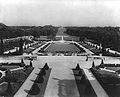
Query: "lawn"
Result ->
[[90, 67, 120, 97], [45, 42, 82, 53]]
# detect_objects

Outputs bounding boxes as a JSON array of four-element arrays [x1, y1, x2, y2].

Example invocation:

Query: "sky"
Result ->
[[0, 0, 120, 26]]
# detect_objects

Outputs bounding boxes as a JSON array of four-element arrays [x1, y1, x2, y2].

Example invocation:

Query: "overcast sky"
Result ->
[[0, 0, 120, 26]]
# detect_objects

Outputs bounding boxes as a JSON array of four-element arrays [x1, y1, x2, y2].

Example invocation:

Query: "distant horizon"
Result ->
[[0, 0, 120, 27], [1, 22, 120, 28]]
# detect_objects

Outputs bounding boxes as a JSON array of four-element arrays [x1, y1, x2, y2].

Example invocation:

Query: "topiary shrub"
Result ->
[[92, 61, 95, 68], [101, 59, 104, 65], [86, 56, 88, 61], [75, 64, 80, 70], [43, 63, 49, 70], [40, 68, 46, 76], [20, 59, 25, 67], [21, 58, 24, 64], [28, 83, 40, 95], [30, 61, 33, 67], [35, 76, 44, 83], [78, 69, 83, 76]]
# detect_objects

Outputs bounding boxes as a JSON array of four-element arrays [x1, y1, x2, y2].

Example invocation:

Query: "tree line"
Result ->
[[65, 27, 120, 51], [0, 23, 58, 39]]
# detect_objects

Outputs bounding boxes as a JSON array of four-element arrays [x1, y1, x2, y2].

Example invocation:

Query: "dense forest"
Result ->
[[0, 23, 58, 39], [65, 27, 120, 51]]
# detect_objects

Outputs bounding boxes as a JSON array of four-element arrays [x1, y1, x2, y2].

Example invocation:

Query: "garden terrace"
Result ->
[[24, 42, 46, 54], [90, 64, 120, 97], [79, 42, 102, 55], [39, 43, 51, 52], [1, 26, 120, 97], [0, 61, 34, 97], [3, 37, 33, 52], [79, 42, 120, 57], [43, 42, 86, 54]]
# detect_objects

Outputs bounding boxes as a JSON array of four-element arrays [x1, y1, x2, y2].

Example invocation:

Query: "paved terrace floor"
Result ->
[[42, 56, 86, 97]]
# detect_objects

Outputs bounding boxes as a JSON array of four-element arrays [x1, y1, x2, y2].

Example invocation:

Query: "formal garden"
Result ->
[[38, 42, 86, 56], [0, 59, 34, 96], [90, 60, 120, 97]]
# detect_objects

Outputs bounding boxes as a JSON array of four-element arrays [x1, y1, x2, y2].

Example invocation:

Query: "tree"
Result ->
[[20, 58, 25, 67], [30, 61, 33, 67], [43, 63, 49, 70], [75, 63, 80, 70], [101, 59, 104, 64], [92, 61, 95, 68], [0, 23, 7, 55], [19, 38, 24, 54], [0, 37, 3, 55]]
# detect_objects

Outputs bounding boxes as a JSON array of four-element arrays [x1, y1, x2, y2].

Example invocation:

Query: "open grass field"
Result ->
[[45, 42, 81, 53]]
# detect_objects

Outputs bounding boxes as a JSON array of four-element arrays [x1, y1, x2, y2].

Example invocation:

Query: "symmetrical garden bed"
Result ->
[[38, 42, 86, 56], [0, 62, 34, 97], [90, 63, 120, 97], [23, 42, 45, 54], [79, 42, 120, 57]]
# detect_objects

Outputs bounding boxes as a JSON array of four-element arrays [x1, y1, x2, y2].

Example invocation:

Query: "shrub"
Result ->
[[28, 83, 40, 95], [40, 68, 46, 76], [92, 61, 95, 68], [78, 70, 83, 76], [35, 76, 44, 83], [75, 64, 80, 70], [43, 63, 49, 70], [30, 61, 33, 67]]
